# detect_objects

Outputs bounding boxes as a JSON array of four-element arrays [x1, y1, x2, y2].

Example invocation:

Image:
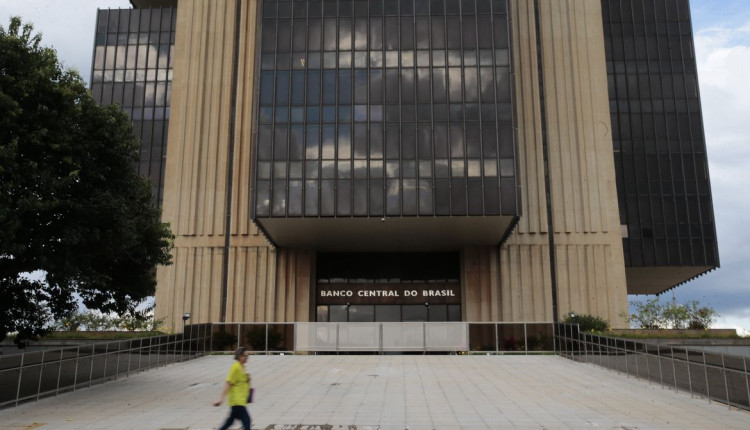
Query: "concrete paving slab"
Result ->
[[0, 355, 748, 429]]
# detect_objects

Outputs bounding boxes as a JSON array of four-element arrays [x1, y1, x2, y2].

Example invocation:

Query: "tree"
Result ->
[[0, 18, 173, 343], [624, 297, 719, 330], [625, 298, 665, 329]]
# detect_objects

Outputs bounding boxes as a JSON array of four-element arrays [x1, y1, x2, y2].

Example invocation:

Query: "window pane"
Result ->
[[291, 71, 305, 105], [370, 18, 382, 49], [307, 70, 320, 105], [375, 305, 400, 322], [339, 18, 352, 50], [370, 69, 383, 103], [329, 305, 348, 322], [385, 17, 399, 49], [354, 19, 367, 50], [339, 70, 352, 104], [403, 305, 427, 322], [349, 305, 374, 322], [338, 125, 352, 159], [323, 70, 336, 104]]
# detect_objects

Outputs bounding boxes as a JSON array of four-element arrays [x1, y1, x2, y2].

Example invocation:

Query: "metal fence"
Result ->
[[0, 323, 211, 409], [555, 323, 750, 411], [207, 322, 555, 354]]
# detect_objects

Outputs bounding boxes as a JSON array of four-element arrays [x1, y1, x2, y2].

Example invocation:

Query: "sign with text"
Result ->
[[317, 283, 460, 305]]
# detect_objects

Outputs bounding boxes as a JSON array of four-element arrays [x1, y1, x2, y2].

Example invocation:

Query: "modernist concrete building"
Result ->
[[92, 0, 718, 330]]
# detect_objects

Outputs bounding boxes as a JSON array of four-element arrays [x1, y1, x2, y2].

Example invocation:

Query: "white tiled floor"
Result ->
[[2, 355, 749, 429]]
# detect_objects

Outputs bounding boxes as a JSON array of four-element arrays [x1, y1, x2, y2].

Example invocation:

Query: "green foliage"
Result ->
[[685, 301, 718, 330], [50, 308, 164, 332], [0, 18, 173, 344], [623, 298, 719, 330], [625, 298, 666, 329], [562, 312, 610, 332], [662, 301, 691, 329]]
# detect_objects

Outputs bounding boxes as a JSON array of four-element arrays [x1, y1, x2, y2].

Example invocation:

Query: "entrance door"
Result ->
[[317, 302, 462, 322]]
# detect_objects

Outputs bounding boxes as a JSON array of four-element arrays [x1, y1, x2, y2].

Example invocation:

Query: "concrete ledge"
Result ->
[[611, 328, 738, 337]]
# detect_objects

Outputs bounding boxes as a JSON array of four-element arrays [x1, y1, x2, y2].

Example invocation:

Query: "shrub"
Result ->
[[626, 298, 665, 329], [562, 312, 609, 332], [686, 301, 718, 330]]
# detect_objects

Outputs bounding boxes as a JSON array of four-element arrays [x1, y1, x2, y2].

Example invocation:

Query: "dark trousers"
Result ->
[[218, 405, 251, 430]]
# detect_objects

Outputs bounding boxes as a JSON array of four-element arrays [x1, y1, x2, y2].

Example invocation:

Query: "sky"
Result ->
[[1, 0, 749, 332]]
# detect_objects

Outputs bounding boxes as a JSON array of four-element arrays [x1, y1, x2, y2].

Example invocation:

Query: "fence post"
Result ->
[[103, 342, 109, 381], [265, 324, 269, 355], [15, 353, 25, 407], [36, 350, 45, 400], [656, 345, 663, 388], [379, 323, 383, 355], [188, 326, 193, 358], [583, 333, 588, 364], [687, 350, 694, 398], [56, 349, 63, 395], [73, 346, 81, 392], [422, 322, 427, 355], [722, 354, 730, 409], [703, 352, 711, 403], [495, 323, 499, 354], [745, 357, 750, 410], [115, 341, 122, 379], [151, 336, 156, 369], [139, 338, 144, 373], [671, 347, 678, 392], [88, 346, 95, 387], [644, 343, 650, 385]]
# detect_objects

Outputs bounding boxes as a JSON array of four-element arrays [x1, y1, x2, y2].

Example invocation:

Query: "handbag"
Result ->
[[247, 387, 254, 403]]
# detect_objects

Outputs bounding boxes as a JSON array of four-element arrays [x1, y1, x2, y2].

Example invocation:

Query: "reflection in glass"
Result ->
[[253, 3, 516, 218]]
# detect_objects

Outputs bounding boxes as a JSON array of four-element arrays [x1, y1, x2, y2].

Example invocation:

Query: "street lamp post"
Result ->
[[181, 312, 191, 360]]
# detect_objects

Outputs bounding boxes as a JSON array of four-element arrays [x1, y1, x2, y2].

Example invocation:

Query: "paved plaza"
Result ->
[[1, 354, 749, 429]]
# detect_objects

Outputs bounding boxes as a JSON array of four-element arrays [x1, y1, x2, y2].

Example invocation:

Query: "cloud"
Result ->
[[0, 0, 131, 82]]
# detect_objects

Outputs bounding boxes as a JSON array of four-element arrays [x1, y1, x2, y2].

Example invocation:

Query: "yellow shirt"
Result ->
[[226, 360, 250, 406]]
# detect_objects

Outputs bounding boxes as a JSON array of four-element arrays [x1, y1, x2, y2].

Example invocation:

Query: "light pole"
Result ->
[[181, 312, 191, 360]]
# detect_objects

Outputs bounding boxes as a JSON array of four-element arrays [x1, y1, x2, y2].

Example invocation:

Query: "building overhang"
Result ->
[[626, 266, 717, 295], [130, 0, 177, 8], [255, 216, 517, 252]]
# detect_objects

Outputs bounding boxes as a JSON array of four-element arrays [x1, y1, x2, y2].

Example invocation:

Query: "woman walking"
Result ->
[[213, 346, 252, 430]]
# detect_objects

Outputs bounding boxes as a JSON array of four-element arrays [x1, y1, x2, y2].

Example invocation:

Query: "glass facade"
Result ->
[[316, 303, 461, 322], [91, 7, 176, 207], [315, 252, 461, 322], [253, 0, 517, 219], [602, 0, 718, 268]]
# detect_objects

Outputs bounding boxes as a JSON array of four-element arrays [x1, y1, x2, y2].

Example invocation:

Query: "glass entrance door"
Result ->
[[317, 303, 461, 322], [315, 252, 462, 322]]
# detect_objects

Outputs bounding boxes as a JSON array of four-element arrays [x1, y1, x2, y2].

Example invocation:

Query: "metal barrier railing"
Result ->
[[554, 323, 750, 411], [207, 322, 555, 354], [0, 322, 553, 407], [0, 323, 211, 409]]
